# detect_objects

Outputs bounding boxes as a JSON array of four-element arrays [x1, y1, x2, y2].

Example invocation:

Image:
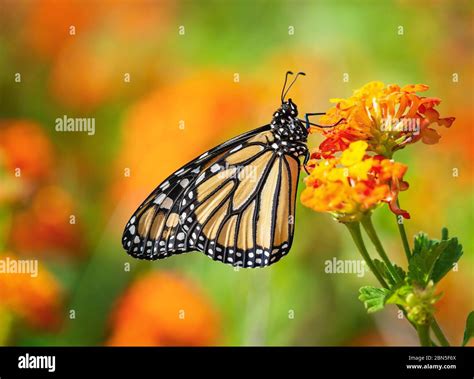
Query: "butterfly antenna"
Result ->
[[281, 71, 294, 103], [282, 71, 306, 102]]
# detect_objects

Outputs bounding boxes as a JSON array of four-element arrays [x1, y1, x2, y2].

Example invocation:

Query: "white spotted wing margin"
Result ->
[[122, 124, 301, 268]]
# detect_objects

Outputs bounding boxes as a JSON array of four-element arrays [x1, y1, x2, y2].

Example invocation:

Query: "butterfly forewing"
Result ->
[[122, 125, 300, 268]]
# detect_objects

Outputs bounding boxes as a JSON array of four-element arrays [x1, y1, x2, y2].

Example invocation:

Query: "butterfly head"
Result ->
[[271, 98, 307, 143], [280, 98, 298, 117]]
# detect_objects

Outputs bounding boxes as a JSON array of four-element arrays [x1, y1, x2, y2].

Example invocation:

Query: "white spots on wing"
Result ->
[[154, 193, 166, 204], [130, 216, 136, 224], [177, 232, 185, 241], [175, 168, 185, 176], [199, 152, 209, 159], [188, 191, 194, 199], [161, 197, 173, 209], [159, 241, 165, 246], [129, 225, 136, 235], [160, 181, 170, 190], [256, 258, 262, 264], [256, 249, 263, 255], [191, 167, 200, 174], [196, 173, 205, 184], [248, 252, 254, 258], [180, 179, 190, 188], [230, 144, 242, 153], [134, 236, 140, 244], [210, 164, 220, 173]]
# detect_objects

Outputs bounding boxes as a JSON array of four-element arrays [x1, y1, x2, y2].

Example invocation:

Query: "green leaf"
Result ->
[[373, 259, 394, 285], [441, 227, 449, 241], [394, 264, 406, 281], [431, 238, 463, 283], [462, 311, 474, 346], [408, 233, 464, 286], [373, 259, 406, 286], [412, 232, 437, 256], [408, 238, 445, 286], [358, 286, 390, 313]]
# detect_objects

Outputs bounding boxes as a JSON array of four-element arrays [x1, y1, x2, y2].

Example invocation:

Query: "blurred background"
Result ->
[[0, 0, 472, 346]]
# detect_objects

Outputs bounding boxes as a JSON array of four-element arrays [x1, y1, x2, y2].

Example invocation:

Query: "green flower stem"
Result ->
[[431, 319, 450, 347], [395, 200, 411, 261], [417, 323, 431, 347], [394, 200, 451, 346], [345, 222, 388, 288], [361, 215, 403, 283]]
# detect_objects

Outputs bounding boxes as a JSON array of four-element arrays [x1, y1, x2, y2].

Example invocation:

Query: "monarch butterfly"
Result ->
[[122, 71, 341, 268]]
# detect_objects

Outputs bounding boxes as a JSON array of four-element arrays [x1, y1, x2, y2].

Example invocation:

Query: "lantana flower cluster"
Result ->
[[301, 141, 409, 222], [302, 82, 454, 222]]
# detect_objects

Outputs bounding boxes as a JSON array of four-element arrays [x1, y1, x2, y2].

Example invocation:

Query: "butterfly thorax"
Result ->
[[269, 99, 308, 158]]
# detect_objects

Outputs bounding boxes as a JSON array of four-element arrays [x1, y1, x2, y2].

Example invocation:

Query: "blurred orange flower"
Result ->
[[314, 82, 455, 158], [24, 0, 175, 63], [23, 0, 98, 60], [9, 186, 82, 256], [301, 141, 409, 222], [0, 253, 63, 330], [108, 272, 219, 346], [40, 0, 176, 110], [0, 120, 54, 183]]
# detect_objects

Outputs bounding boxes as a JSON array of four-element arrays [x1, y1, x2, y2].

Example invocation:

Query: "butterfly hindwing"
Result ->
[[122, 125, 300, 267], [191, 151, 300, 267]]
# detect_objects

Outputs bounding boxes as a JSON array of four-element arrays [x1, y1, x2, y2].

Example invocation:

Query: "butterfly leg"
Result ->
[[302, 112, 345, 129], [304, 112, 326, 130], [302, 145, 311, 175]]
